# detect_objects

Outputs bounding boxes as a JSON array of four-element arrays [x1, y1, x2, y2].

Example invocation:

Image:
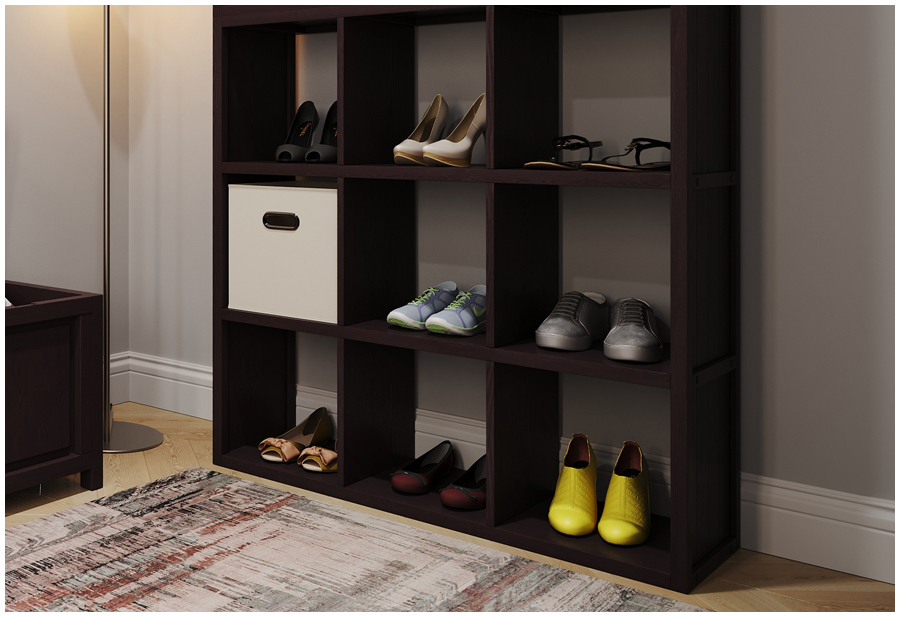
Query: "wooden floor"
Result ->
[[6, 403, 894, 612]]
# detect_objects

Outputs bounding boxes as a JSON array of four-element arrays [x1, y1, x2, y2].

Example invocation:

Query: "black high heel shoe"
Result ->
[[276, 100, 318, 162], [306, 101, 337, 163]]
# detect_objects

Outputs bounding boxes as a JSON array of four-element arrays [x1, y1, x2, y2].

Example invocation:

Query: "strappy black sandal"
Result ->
[[525, 134, 603, 170], [581, 137, 671, 171]]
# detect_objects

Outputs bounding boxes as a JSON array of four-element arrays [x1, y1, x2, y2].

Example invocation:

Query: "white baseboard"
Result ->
[[118, 352, 895, 583], [110, 351, 212, 420]]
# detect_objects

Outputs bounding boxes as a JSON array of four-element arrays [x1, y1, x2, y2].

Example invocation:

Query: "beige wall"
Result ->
[[5, 5, 130, 354], [741, 6, 894, 499], [127, 6, 212, 367]]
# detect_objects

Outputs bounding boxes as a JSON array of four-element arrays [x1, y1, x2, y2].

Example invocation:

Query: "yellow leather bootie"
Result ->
[[598, 440, 650, 545], [548, 433, 597, 536]]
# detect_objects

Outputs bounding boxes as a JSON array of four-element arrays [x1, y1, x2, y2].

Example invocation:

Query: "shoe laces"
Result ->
[[550, 292, 582, 318], [447, 291, 472, 311], [618, 301, 648, 326], [410, 287, 438, 305]]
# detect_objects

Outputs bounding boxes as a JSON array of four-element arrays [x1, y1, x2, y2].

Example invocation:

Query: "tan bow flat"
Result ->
[[258, 407, 331, 463], [298, 444, 338, 473]]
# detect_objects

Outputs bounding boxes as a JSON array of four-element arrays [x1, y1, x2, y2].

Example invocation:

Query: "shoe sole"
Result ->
[[422, 152, 471, 167], [426, 318, 485, 336], [387, 312, 426, 331], [603, 343, 664, 363], [393, 151, 427, 166], [535, 331, 594, 351]]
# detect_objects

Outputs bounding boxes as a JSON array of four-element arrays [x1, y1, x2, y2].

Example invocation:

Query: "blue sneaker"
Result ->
[[387, 281, 458, 330], [425, 285, 487, 336]]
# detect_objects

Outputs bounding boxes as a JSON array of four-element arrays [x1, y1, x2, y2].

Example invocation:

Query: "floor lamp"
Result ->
[[102, 5, 164, 453]]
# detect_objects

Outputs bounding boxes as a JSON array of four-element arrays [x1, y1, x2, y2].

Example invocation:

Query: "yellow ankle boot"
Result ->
[[548, 433, 597, 536], [598, 440, 650, 545]]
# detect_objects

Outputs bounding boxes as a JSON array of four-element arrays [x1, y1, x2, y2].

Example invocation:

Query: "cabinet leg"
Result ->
[[80, 467, 103, 491]]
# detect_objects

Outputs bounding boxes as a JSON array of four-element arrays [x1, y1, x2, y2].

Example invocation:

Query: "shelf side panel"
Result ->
[[487, 362, 559, 526], [224, 28, 295, 162], [339, 178, 416, 326], [338, 340, 415, 486], [217, 321, 295, 456], [669, 6, 740, 593], [339, 17, 414, 165], [488, 183, 559, 348], [487, 7, 559, 169]]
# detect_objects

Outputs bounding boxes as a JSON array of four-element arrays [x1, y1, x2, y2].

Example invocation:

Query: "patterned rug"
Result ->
[[6, 468, 704, 611]]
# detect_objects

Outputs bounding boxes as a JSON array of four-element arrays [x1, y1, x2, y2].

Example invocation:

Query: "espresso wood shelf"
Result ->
[[213, 5, 740, 593], [221, 161, 671, 189], [220, 310, 671, 387]]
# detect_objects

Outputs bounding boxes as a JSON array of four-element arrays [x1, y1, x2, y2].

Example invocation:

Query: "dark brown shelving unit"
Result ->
[[213, 5, 739, 593]]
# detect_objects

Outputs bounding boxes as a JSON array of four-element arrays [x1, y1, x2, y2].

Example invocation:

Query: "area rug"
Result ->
[[6, 468, 704, 611]]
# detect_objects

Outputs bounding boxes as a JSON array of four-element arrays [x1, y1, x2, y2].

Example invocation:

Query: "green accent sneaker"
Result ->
[[424, 284, 487, 336], [386, 281, 458, 331]]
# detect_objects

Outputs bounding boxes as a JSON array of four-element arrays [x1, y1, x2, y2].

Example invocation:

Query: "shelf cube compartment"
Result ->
[[228, 182, 338, 324]]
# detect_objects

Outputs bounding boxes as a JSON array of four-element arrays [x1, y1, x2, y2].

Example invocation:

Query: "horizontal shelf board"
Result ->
[[220, 162, 670, 189], [346, 472, 488, 537], [221, 308, 343, 337], [220, 312, 670, 386], [343, 320, 491, 359], [219, 446, 346, 499], [492, 339, 671, 389], [493, 498, 671, 588], [218, 5, 477, 28]]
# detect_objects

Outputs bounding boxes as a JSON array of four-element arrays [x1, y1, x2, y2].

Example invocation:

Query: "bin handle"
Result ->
[[262, 212, 300, 231]]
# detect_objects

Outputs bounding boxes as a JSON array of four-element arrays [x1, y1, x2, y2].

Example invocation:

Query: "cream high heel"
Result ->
[[393, 94, 449, 166], [422, 93, 486, 167]]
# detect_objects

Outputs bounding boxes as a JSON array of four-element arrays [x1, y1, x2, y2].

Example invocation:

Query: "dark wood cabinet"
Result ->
[[5, 281, 103, 493], [212, 5, 739, 593]]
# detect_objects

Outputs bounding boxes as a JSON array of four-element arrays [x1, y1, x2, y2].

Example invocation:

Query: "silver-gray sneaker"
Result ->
[[535, 291, 609, 351], [603, 298, 664, 363]]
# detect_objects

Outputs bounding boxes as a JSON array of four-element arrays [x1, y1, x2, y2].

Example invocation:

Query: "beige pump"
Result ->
[[393, 94, 449, 165], [422, 93, 486, 167]]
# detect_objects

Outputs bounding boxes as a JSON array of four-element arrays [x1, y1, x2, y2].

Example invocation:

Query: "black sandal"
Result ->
[[581, 137, 670, 171], [525, 135, 603, 170]]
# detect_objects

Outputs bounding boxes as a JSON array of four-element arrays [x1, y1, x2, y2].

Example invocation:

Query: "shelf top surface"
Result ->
[[221, 310, 671, 388], [220, 162, 671, 189]]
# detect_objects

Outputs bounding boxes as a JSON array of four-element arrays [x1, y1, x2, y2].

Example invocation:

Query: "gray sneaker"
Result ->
[[535, 291, 609, 351], [425, 285, 487, 336], [603, 298, 664, 363], [387, 281, 458, 330]]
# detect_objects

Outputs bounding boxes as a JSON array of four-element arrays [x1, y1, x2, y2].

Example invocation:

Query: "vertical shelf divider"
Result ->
[[487, 362, 559, 526], [338, 340, 415, 487], [487, 183, 559, 348], [339, 16, 415, 165], [487, 6, 559, 169]]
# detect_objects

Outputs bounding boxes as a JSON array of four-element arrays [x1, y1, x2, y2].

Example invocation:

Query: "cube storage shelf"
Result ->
[[213, 5, 739, 593]]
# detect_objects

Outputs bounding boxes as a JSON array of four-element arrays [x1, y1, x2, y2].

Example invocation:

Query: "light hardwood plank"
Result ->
[[143, 435, 200, 479], [98, 449, 152, 498], [691, 577, 823, 612]]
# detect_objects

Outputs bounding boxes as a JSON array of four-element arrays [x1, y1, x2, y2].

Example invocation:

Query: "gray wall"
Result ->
[[741, 6, 894, 499], [5, 5, 130, 354], [6, 7, 893, 502], [127, 6, 213, 367]]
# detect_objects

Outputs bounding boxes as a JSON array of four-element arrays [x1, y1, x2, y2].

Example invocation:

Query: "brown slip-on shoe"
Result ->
[[390, 440, 456, 493], [440, 454, 486, 509]]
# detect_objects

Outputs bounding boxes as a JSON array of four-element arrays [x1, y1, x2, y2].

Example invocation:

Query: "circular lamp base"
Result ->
[[103, 421, 164, 453]]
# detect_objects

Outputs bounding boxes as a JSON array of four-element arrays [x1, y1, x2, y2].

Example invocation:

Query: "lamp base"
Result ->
[[103, 421, 164, 453]]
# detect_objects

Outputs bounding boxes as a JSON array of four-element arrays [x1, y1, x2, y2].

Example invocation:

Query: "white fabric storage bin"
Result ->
[[228, 183, 337, 323]]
